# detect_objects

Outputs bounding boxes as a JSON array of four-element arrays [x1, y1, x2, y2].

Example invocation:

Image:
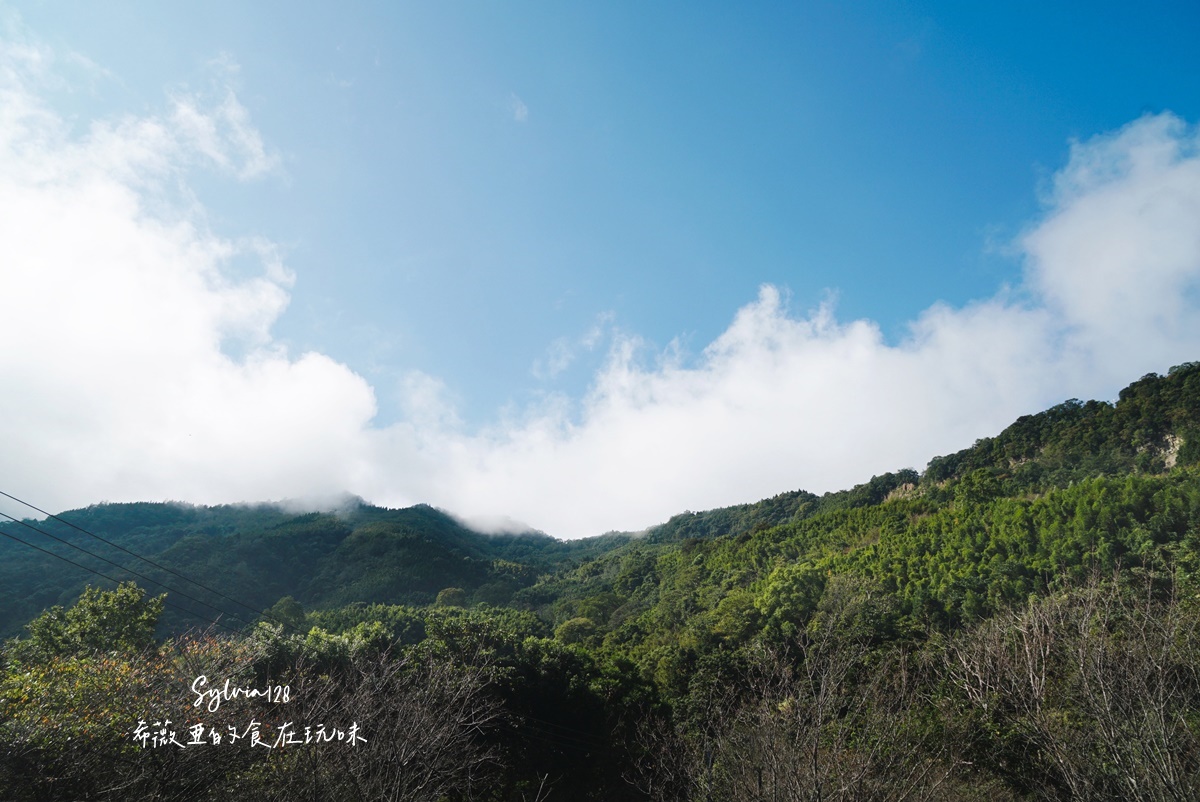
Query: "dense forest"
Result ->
[[5, 363, 1200, 800]]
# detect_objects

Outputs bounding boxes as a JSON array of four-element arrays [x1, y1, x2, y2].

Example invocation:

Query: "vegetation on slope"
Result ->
[[6, 363, 1200, 799]]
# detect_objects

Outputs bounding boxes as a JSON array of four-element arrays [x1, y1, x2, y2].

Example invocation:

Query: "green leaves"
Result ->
[[15, 581, 164, 660], [756, 562, 825, 639]]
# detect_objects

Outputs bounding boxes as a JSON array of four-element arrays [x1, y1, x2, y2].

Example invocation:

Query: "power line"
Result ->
[[0, 510, 259, 629], [0, 490, 288, 629], [0, 525, 245, 638]]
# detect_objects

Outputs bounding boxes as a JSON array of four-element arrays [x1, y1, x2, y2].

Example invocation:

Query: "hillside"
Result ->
[[0, 500, 630, 637], [7, 363, 1200, 800], [5, 363, 1200, 640], [5, 363, 1200, 642]]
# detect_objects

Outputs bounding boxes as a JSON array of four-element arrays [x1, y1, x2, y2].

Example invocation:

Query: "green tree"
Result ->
[[436, 586, 468, 607], [756, 562, 825, 639], [16, 582, 164, 659], [262, 594, 308, 633], [554, 616, 597, 645]]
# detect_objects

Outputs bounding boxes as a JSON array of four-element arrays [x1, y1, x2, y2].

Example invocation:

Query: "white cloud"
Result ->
[[509, 92, 528, 122], [530, 312, 615, 380], [531, 337, 575, 380], [1022, 113, 1200, 381], [170, 91, 280, 179], [365, 113, 1200, 537], [4, 36, 1200, 539], [384, 292, 1065, 537], [0, 43, 375, 519]]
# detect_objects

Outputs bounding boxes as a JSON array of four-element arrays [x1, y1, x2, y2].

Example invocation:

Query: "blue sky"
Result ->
[[3, 2, 1200, 536]]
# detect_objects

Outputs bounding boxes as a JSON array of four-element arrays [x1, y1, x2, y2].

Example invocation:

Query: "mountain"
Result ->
[[634, 361, 1200, 549], [507, 362, 1200, 655], [4, 362, 1200, 641], [0, 500, 630, 637], [8, 363, 1200, 801]]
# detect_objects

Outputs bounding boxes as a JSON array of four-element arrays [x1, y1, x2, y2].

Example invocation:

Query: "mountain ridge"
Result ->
[[4, 362, 1200, 638]]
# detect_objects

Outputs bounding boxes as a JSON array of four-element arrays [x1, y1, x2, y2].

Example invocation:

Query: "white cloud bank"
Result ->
[[2, 42, 1200, 538]]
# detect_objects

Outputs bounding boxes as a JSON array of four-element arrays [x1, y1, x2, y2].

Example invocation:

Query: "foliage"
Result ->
[[0, 502, 630, 638], [11, 581, 165, 661], [7, 365, 1200, 797]]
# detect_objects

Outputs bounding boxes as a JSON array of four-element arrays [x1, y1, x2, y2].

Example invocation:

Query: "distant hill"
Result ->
[[8, 363, 1200, 801], [925, 362, 1200, 484], [0, 500, 629, 637], [631, 361, 1200, 546], [510, 362, 1200, 641], [5, 362, 1200, 640]]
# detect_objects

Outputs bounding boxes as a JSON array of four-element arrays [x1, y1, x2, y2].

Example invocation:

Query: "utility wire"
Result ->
[[0, 489, 285, 627], [0, 525, 245, 638], [0, 509, 259, 629]]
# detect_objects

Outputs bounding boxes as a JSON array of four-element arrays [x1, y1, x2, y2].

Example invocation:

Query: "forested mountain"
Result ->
[[0, 500, 630, 637], [6, 362, 1200, 800]]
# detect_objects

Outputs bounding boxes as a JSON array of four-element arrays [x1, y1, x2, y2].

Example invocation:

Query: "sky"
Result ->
[[2, 2, 1200, 537]]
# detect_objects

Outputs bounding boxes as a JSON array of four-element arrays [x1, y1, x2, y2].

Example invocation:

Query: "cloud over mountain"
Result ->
[[377, 113, 1200, 536], [4, 37, 1200, 538]]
